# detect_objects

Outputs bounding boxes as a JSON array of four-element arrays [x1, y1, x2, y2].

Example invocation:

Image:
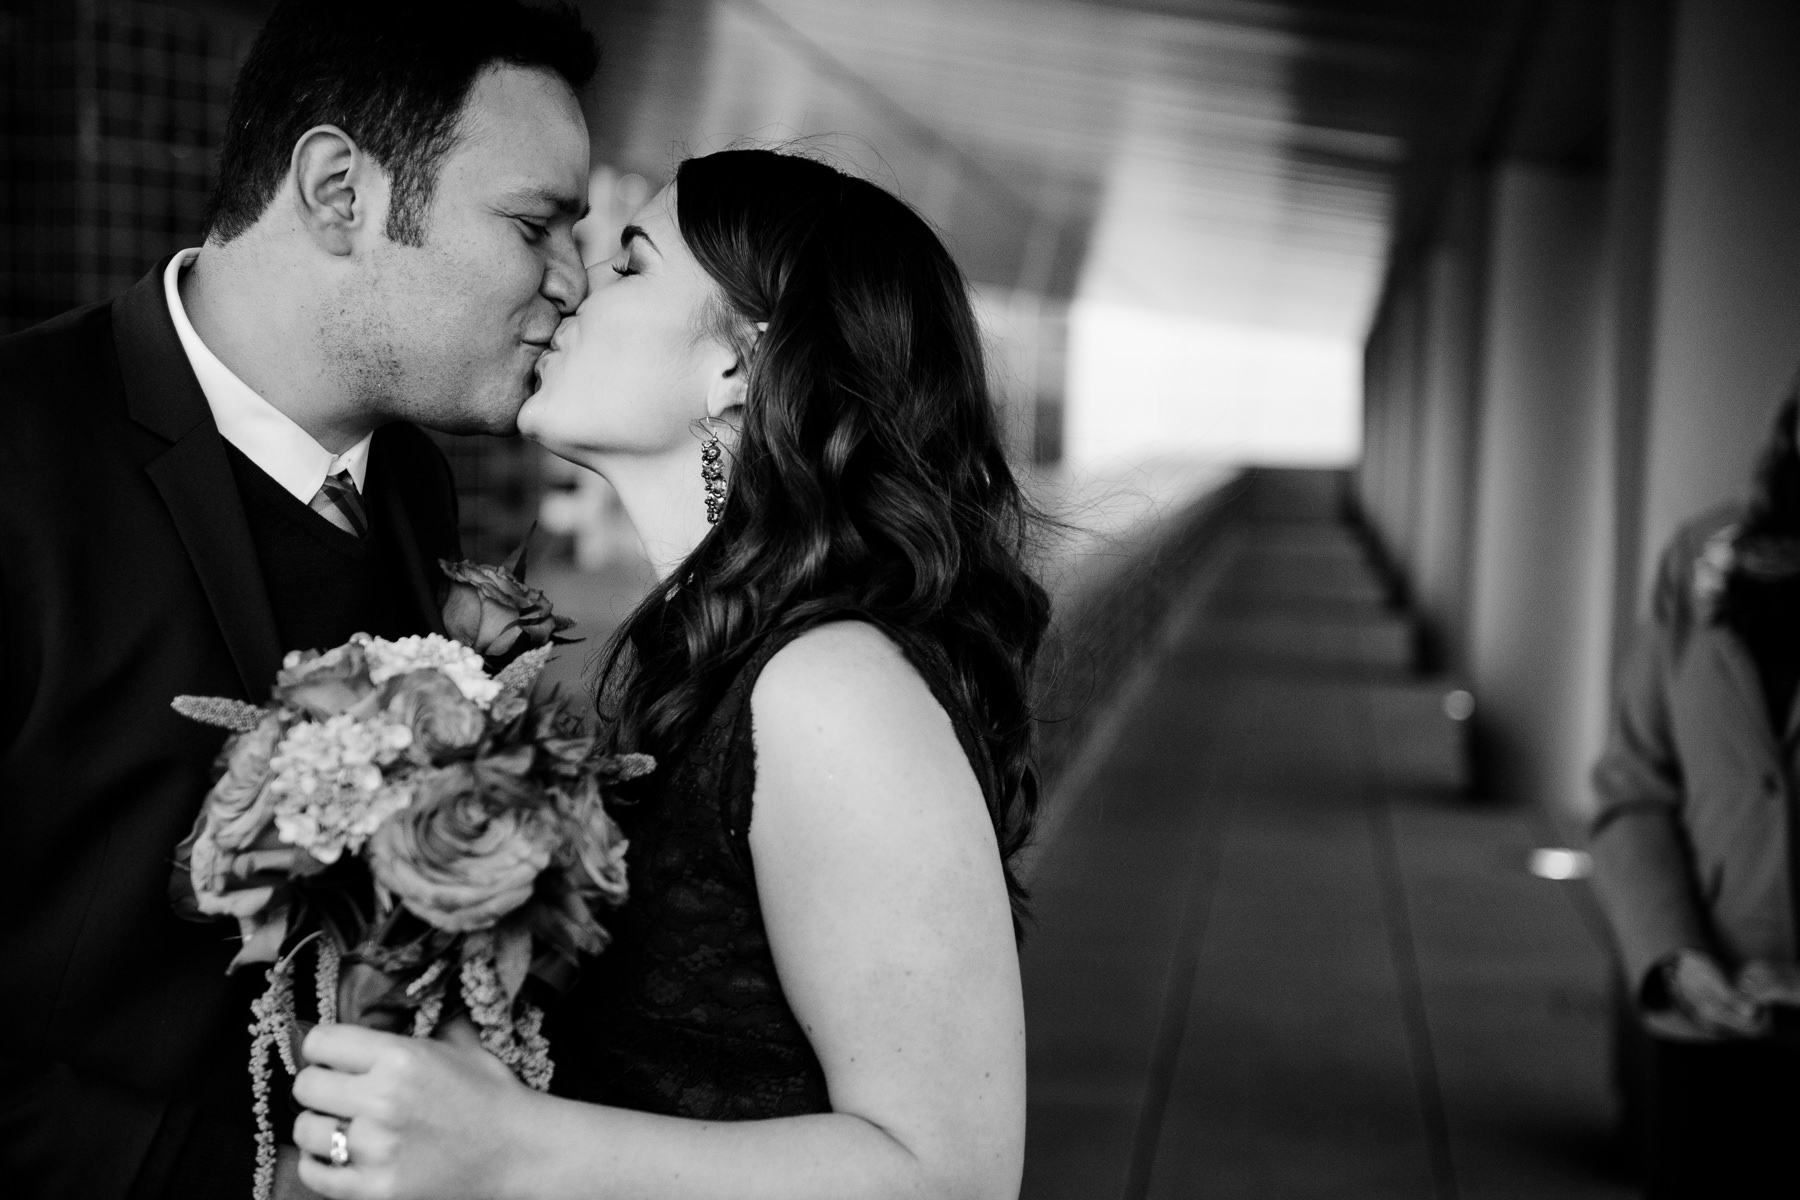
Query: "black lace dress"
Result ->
[[543, 616, 994, 1120]]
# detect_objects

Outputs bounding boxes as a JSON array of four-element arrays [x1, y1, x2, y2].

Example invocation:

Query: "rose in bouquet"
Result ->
[[440, 551, 573, 667], [169, 549, 645, 1198]]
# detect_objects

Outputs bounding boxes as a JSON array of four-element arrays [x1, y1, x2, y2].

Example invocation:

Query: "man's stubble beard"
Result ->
[[318, 287, 523, 438], [323, 230, 530, 438]]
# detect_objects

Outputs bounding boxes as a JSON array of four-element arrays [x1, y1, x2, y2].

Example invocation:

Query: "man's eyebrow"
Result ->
[[508, 184, 588, 219], [621, 224, 659, 254]]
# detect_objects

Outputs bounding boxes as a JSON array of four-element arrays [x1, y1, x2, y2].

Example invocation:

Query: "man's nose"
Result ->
[[543, 237, 589, 315]]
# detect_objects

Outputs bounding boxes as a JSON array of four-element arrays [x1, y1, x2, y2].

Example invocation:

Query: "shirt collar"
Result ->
[[162, 248, 371, 503]]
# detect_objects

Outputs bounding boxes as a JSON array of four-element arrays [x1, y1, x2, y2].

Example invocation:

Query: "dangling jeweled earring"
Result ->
[[699, 420, 727, 524]]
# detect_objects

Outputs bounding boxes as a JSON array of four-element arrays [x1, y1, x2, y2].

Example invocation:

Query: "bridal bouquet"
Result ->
[[168, 547, 649, 1197]]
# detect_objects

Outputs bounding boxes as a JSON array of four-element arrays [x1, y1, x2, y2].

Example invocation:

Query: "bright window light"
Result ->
[[1064, 301, 1361, 467]]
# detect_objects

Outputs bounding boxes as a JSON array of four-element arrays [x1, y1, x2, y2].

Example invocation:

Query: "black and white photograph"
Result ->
[[3, 1, 1798, 1197]]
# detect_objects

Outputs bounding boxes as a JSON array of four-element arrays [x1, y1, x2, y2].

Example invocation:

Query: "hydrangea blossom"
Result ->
[[364, 634, 502, 709], [268, 713, 415, 863]]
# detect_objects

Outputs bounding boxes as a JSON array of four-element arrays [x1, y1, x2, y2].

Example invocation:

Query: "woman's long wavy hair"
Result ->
[[1738, 388, 1800, 539], [595, 148, 1052, 932], [1717, 384, 1800, 627]]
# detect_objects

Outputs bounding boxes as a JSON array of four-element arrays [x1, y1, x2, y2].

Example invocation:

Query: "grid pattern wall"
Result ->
[[2, 2, 252, 334]]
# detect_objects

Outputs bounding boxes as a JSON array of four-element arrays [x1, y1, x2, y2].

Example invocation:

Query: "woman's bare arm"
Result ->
[[293, 620, 1025, 1200]]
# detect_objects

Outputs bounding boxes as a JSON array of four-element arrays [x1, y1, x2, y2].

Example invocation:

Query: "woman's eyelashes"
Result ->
[[610, 259, 639, 278]]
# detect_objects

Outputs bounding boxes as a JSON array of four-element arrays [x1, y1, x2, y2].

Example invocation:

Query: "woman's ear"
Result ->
[[288, 125, 384, 256], [706, 323, 766, 423], [706, 348, 750, 423]]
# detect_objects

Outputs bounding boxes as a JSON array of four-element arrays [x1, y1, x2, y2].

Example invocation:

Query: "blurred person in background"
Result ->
[[0, 3, 593, 1196], [287, 148, 1046, 1200], [1590, 382, 1800, 1198]]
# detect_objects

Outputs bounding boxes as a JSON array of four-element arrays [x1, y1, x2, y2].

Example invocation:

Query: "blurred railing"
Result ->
[[1028, 464, 1245, 800]]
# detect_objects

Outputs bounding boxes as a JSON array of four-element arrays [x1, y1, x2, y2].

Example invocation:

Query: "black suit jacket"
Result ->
[[0, 262, 462, 1197]]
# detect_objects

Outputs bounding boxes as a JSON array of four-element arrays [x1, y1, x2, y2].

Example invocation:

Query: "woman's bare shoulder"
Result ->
[[748, 619, 971, 807], [752, 620, 937, 724]]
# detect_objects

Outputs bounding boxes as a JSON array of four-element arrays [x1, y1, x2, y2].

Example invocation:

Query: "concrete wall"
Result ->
[[1464, 166, 1613, 827], [1356, 0, 1800, 826], [1407, 174, 1489, 668], [1600, 0, 1673, 658], [1635, 0, 1800, 591], [1358, 280, 1424, 588]]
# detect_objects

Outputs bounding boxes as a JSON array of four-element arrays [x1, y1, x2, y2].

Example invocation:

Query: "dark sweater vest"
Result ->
[[223, 442, 417, 655]]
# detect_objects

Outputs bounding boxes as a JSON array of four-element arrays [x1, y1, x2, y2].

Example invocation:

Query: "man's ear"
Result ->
[[288, 125, 384, 255]]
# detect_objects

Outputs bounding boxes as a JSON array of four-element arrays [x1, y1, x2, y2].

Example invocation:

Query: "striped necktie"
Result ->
[[309, 469, 368, 537]]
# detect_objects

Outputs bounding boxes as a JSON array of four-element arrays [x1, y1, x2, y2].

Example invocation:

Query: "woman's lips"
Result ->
[[529, 342, 563, 390]]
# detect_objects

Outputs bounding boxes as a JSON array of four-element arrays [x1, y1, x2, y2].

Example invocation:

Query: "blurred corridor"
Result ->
[[8, 0, 1800, 1194], [1022, 470, 1626, 1199]]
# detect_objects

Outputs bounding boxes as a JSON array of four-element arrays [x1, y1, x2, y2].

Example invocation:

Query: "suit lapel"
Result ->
[[113, 260, 285, 699], [370, 430, 448, 637]]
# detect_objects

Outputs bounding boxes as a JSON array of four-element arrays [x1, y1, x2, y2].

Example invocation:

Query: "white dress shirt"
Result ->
[[162, 248, 371, 502]]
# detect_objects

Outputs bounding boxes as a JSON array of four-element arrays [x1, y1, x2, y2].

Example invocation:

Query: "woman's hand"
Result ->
[[1737, 959, 1800, 1007], [274, 1145, 326, 1200], [290, 1019, 535, 1200], [1664, 949, 1768, 1038]]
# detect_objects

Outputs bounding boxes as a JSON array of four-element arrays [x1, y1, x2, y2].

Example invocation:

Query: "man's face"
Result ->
[[335, 64, 590, 435]]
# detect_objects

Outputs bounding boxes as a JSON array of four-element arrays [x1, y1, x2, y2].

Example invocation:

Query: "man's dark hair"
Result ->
[[205, 0, 597, 246]]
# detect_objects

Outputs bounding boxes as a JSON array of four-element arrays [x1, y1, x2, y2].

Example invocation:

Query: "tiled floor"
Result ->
[[1020, 471, 1636, 1200]]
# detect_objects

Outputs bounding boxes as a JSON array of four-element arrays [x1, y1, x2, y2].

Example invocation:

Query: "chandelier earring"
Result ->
[[695, 418, 729, 524]]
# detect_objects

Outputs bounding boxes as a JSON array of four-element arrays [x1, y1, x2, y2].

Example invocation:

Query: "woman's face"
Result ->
[[517, 185, 732, 460]]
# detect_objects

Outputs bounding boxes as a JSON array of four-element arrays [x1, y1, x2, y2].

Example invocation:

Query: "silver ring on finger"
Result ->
[[329, 1116, 352, 1169]]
